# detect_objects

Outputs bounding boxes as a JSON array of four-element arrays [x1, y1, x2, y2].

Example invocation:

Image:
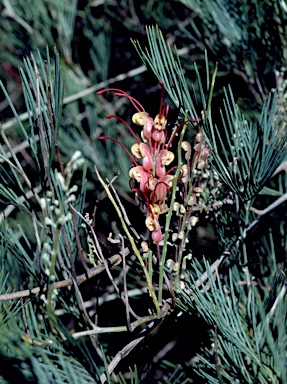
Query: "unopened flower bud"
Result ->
[[188, 195, 195, 206], [180, 205, 186, 215], [203, 147, 210, 158], [179, 281, 185, 289], [197, 160, 205, 170], [181, 141, 191, 160], [173, 261, 180, 272], [145, 216, 157, 231], [166, 259, 174, 269], [173, 202, 180, 214], [194, 143, 201, 152], [190, 216, 199, 226], [172, 233, 178, 242], [195, 132, 204, 143], [181, 164, 189, 183], [132, 112, 149, 126], [150, 204, 160, 216], [141, 241, 149, 252], [193, 187, 203, 195]]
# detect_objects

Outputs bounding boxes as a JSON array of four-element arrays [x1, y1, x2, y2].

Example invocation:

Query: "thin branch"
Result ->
[[0, 254, 123, 302], [72, 313, 157, 339], [120, 234, 132, 332], [95, 166, 161, 316], [99, 298, 172, 383], [250, 191, 287, 217], [108, 179, 140, 240], [70, 204, 140, 320], [67, 267, 97, 329]]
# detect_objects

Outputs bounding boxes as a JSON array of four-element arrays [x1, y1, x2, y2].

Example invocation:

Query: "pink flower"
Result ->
[[151, 174, 174, 202], [156, 149, 174, 177], [131, 143, 153, 171], [98, 83, 198, 244], [145, 204, 163, 243], [129, 166, 150, 193], [132, 112, 154, 141]]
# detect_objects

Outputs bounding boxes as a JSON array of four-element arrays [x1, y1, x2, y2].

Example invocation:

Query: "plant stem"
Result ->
[[158, 117, 188, 305], [95, 167, 161, 316]]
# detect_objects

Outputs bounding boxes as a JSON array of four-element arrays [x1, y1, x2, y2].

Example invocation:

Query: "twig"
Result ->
[[120, 234, 132, 332], [95, 167, 161, 316], [100, 299, 172, 383], [100, 336, 145, 383], [0, 254, 123, 302], [193, 252, 230, 289], [250, 191, 287, 217], [108, 179, 140, 240], [72, 313, 157, 339], [70, 204, 140, 320], [67, 267, 97, 329]]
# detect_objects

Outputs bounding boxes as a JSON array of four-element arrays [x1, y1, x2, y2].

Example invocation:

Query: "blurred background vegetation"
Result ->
[[0, 0, 287, 383]]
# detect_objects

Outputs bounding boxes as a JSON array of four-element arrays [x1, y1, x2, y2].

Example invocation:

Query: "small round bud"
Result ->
[[190, 216, 199, 226], [172, 233, 178, 242], [166, 259, 175, 269], [195, 132, 204, 143], [141, 241, 149, 252]]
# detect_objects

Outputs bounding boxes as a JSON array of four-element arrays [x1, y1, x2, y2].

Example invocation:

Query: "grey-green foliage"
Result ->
[[133, 25, 205, 120], [135, 26, 286, 201], [177, 0, 287, 94], [0, 0, 124, 185], [134, 24, 287, 383], [178, 258, 287, 383], [204, 87, 287, 201], [0, 1, 287, 382], [0, 302, 100, 383], [0, 49, 105, 383]]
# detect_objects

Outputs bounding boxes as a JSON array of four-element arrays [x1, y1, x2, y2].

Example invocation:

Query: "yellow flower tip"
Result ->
[[131, 143, 141, 158], [150, 204, 160, 216], [161, 150, 174, 166], [154, 114, 167, 131], [129, 167, 141, 182], [147, 177, 157, 191], [132, 112, 149, 126], [181, 141, 191, 152], [145, 216, 158, 231], [190, 216, 199, 226], [195, 132, 204, 143], [164, 175, 174, 187]]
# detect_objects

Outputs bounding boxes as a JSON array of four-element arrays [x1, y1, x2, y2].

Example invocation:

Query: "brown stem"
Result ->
[[0, 254, 123, 302]]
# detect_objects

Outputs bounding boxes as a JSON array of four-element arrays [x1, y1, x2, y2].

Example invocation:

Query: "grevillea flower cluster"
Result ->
[[98, 83, 196, 243]]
